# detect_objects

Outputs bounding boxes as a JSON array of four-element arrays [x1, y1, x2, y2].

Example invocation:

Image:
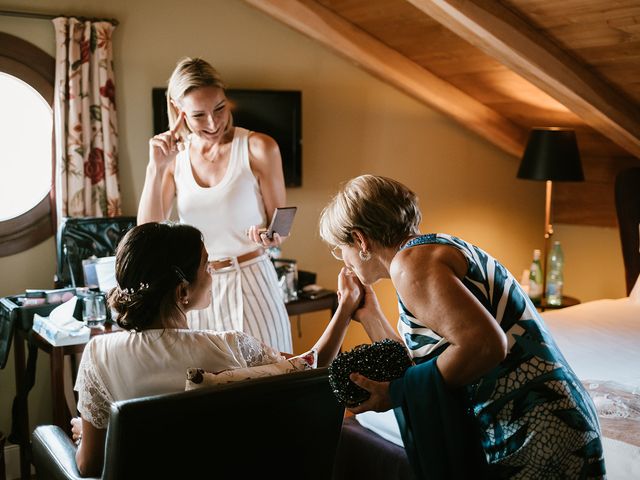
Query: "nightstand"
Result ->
[[538, 295, 580, 312]]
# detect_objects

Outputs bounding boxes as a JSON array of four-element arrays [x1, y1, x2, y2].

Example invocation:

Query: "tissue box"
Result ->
[[32, 314, 91, 347]]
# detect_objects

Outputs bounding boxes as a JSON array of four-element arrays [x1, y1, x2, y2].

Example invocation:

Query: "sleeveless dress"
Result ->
[[173, 127, 292, 353], [391, 234, 605, 479]]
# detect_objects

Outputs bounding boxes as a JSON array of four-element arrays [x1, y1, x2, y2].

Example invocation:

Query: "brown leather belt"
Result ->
[[208, 248, 264, 272]]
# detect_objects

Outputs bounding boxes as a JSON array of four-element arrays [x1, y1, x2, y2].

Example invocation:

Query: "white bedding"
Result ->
[[357, 408, 640, 480], [541, 297, 640, 387], [541, 295, 640, 478], [356, 295, 640, 479], [602, 437, 640, 479]]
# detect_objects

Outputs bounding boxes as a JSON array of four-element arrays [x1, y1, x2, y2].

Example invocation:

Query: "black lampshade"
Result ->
[[517, 128, 584, 181]]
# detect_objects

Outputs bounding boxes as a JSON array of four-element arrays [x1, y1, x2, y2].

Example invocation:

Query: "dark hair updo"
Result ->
[[108, 222, 203, 331]]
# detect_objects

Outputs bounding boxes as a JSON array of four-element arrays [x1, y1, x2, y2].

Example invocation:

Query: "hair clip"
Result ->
[[118, 282, 150, 302], [173, 266, 188, 283]]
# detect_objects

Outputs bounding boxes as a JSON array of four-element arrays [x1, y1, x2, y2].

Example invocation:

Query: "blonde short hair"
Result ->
[[166, 57, 228, 138], [319, 175, 421, 248]]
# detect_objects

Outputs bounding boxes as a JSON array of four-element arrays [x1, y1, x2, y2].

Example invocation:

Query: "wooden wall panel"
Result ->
[[554, 156, 640, 226], [507, 0, 640, 104]]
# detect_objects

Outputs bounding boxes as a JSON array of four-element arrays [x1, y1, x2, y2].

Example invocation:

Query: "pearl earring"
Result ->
[[359, 250, 371, 262]]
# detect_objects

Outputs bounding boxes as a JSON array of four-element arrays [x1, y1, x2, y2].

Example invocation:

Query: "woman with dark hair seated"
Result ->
[[71, 222, 360, 476]]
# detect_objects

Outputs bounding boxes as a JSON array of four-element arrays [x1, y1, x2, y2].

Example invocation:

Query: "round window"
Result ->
[[0, 72, 53, 221], [0, 32, 55, 256]]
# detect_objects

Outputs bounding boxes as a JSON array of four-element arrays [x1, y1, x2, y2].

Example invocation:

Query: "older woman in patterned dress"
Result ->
[[320, 174, 605, 479]]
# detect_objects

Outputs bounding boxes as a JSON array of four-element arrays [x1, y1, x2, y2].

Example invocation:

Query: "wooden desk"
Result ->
[[12, 292, 337, 479], [12, 324, 117, 479], [538, 295, 580, 312], [285, 291, 338, 316]]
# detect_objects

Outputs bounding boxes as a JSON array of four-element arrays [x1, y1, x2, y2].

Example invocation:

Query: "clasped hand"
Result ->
[[336, 267, 363, 313], [336, 270, 393, 414], [71, 416, 83, 445]]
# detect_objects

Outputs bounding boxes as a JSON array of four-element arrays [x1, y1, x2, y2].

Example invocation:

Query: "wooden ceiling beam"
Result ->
[[407, 0, 640, 158], [243, 0, 527, 157]]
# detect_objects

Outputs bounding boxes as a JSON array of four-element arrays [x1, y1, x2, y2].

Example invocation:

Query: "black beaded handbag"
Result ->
[[328, 339, 413, 407]]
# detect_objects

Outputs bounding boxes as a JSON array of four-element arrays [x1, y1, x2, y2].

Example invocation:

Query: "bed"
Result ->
[[542, 287, 640, 479], [333, 287, 640, 480], [333, 169, 640, 479]]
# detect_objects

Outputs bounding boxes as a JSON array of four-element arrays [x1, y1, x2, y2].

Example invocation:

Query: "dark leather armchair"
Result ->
[[55, 216, 136, 288], [32, 368, 344, 480]]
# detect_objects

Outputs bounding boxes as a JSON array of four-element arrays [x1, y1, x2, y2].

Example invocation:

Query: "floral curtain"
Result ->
[[52, 17, 121, 218]]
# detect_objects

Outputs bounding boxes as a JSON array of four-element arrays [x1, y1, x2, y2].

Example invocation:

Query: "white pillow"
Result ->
[[185, 350, 317, 391]]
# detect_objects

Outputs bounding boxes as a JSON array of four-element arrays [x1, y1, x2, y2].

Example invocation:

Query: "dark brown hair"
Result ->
[[108, 222, 203, 331]]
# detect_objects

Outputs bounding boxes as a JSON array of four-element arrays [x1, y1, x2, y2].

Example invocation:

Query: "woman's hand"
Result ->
[[352, 284, 384, 323], [337, 267, 363, 315], [340, 280, 400, 343], [347, 373, 392, 414], [148, 111, 185, 170], [246, 224, 287, 248], [71, 416, 83, 445]]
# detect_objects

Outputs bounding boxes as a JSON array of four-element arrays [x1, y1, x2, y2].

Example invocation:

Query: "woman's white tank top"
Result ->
[[174, 127, 266, 259]]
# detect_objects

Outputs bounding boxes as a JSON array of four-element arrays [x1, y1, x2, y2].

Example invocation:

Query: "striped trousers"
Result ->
[[187, 255, 293, 353]]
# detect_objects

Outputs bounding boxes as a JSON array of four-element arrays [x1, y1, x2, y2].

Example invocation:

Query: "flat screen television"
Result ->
[[152, 88, 302, 187]]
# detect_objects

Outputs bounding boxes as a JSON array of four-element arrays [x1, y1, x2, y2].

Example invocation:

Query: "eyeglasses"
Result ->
[[330, 245, 343, 261]]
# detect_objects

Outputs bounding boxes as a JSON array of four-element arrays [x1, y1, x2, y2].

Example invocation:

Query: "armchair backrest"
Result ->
[[55, 216, 136, 288], [102, 368, 344, 480], [615, 168, 640, 295]]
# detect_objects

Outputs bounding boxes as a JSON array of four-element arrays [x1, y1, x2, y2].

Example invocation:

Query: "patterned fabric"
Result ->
[[74, 355, 114, 429], [397, 234, 605, 479], [52, 17, 121, 218], [185, 350, 317, 390]]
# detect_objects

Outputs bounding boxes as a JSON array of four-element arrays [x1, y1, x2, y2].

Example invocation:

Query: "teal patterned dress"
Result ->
[[393, 234, 605, 479]]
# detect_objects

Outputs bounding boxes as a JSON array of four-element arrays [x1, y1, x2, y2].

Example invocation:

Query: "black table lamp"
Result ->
[[517, 127, 584, 297]]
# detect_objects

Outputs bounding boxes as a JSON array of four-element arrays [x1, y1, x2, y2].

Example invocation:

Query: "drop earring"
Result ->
[[359, 250, 371, 262]]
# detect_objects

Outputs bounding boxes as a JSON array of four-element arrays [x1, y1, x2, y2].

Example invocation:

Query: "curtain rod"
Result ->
[[0, 9, 119, 26]]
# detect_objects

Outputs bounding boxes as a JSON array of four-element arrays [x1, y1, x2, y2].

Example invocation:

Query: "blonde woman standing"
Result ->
[[138, 57, 292, 352]]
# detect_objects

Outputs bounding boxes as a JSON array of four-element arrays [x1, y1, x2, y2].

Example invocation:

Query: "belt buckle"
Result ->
[[209, 256, 239, 274]]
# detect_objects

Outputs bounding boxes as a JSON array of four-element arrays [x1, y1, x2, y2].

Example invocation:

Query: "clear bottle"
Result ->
[[528, 249, 543, 306], [546, 241, 564, 306]]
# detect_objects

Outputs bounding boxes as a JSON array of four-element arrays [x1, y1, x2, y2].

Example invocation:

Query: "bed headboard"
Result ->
[[615, 167, 640, 296]]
